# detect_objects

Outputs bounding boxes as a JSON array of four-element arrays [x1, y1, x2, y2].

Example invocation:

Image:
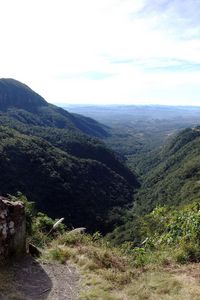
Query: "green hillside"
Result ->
[[1, 82, 200, 298], [136, 127, 200, 213], [0, 78, 109, 138], [0, 78, 138, 232], [106, 126, 200, 245]]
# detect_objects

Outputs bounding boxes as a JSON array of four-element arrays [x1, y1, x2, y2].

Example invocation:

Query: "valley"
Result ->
[[65, 104, 200, 175], [0, 79, 138, 234], [1, 80, 200, 299], [66, 103, 200, 249]]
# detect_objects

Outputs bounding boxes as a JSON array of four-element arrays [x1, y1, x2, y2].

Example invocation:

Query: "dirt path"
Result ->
[[0, 255, 80, 300]]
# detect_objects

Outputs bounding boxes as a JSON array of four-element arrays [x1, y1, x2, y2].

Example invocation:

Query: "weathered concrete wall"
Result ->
[[0, 196, 26, 262]]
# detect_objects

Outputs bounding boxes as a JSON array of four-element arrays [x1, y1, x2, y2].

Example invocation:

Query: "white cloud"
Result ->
[[0, 0, 200, 105]]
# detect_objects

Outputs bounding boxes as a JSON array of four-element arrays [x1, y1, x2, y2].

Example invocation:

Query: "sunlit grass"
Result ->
[[39, 231, 200, 299]]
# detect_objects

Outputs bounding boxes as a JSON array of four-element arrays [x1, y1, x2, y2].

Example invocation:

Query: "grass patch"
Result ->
[[48, 246, 72, 264], [39, 230, 200, 299]]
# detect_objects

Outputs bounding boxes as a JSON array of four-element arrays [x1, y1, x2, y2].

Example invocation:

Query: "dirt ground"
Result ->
[[0, 255, 80, 300]]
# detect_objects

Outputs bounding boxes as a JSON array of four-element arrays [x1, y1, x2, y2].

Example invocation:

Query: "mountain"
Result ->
[[0, 78, 109, 138], [106, 126, 200, 245], [0, 78, 138, 232], [135, 127, 200, 213], [65, 104, 200, 176]]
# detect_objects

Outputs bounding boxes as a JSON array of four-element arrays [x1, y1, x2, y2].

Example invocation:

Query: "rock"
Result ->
[[0, 196, 26, 262], [28, 243, 41, 257]]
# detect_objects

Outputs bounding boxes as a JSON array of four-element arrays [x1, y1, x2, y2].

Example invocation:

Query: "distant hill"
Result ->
[[0, 79, 138, 232], [64, 104, 200, 125]]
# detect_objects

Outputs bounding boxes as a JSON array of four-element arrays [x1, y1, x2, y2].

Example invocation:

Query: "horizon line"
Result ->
[[56, 103, 200, 108]]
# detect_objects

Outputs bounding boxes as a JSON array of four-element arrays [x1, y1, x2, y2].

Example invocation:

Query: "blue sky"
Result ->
[[1, 0, 200, 105]]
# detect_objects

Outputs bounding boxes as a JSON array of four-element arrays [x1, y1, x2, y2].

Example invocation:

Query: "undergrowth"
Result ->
[[39, 230, 200, 299], [13, 193, 200, 299]]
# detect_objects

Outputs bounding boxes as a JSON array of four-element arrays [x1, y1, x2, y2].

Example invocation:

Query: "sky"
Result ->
[[1, 0, 200, 105]]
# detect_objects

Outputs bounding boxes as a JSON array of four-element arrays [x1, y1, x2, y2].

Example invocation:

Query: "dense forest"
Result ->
[[0, 79, 138, 233], [2, 78, 200, 247], [2, 79, 200, 298], [68, 104, 200, 247]]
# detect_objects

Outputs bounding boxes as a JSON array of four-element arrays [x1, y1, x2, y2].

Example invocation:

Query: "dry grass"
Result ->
[[40, 232, 200, 300]]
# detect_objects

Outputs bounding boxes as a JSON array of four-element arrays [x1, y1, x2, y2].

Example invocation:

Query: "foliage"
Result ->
[[0, 79, 138, 233], [48, 246, 72, 264], [9, 192, 66, 247], [130, 128, 200, 215], [0, 127, 135, 232], [66, 104, 200, 175], [140, 203, 200, 246], [107, 199, 200, 265], [31, 212, 66, 247]]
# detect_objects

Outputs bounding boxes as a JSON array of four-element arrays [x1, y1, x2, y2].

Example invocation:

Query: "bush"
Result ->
[[175, 242, 200, 263]]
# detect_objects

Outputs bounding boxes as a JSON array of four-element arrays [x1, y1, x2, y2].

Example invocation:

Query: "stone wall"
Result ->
[[0, 196, 26, 262]]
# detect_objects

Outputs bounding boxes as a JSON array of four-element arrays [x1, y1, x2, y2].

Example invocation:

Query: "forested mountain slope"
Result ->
[[0, 78, 138, 232], [0, 78, 109, 138], [107, 127, 200, 245], [66, 104, 200, 176], [136, 127, 200, 213]]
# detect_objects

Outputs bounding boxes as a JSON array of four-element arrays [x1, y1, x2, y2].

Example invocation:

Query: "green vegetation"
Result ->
[[35, 202, 200, 299], [66, 104, 200, 175], [3, 80, 200, 298], [108, 201, 200, 263], [134, 128, 200, 214], [0, 79, 138, 233], [0, 125, 137, 233], [14, 192, 200, 299]]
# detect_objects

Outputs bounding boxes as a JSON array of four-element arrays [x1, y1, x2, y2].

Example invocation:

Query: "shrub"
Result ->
[[175, 242, 200, 263], [57, 231, 91, 246], [49, 246, 71, 264]]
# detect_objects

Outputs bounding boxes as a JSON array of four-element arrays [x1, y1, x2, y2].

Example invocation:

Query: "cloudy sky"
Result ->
[[1, 0, 200, 105]]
